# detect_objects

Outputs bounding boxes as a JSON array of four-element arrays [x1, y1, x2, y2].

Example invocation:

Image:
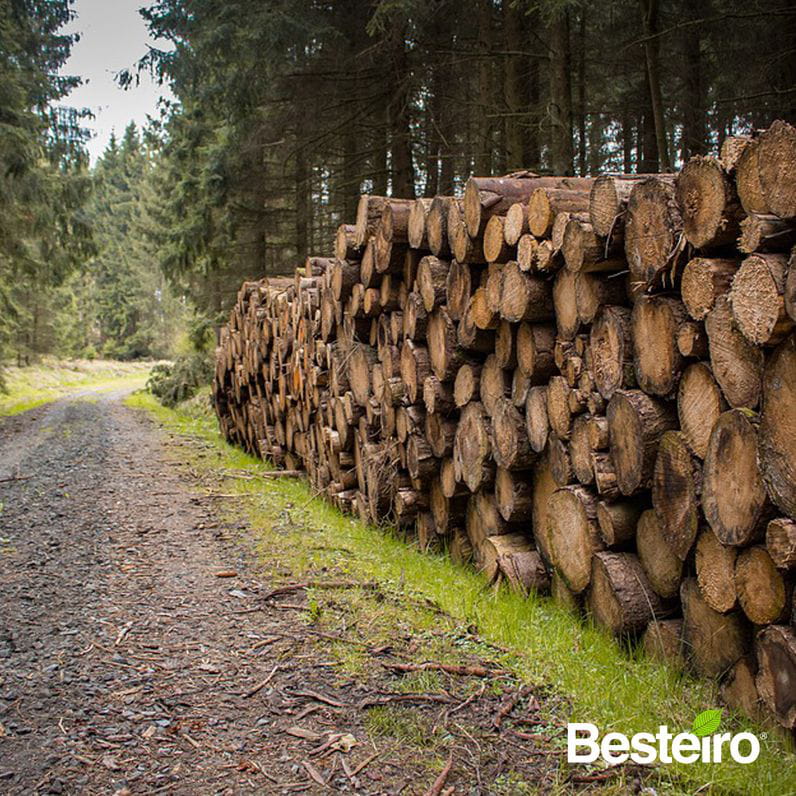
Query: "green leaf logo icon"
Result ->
[[692, 709, 722, 737]]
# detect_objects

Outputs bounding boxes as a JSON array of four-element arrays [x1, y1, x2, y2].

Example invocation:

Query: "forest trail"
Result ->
[[0, 392, 568, 795]]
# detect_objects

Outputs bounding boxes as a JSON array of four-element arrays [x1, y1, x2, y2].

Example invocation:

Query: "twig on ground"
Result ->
[[423, 752, 453, 796], [243, 664, 280, 698], [358, 693, 454, 709], [493, 685, 531, 729], [384, 661, 504, 678]]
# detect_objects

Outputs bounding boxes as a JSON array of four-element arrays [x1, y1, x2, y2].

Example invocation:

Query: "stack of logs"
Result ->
[[213, 119, 796, 734]]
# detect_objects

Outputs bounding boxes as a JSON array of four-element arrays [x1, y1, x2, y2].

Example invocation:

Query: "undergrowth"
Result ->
[[126, 389, 796, 796]]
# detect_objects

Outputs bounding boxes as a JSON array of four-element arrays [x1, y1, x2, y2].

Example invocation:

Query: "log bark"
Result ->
[[562, 218, 623, 273], [423, 375, 455, 416], [703, 409, 771, 546], [588, 552, 666, 636], [758, 334, 796, 518], [636, 509, 683, 599], [720, 656, 766, 725], [427, 307, 467, 381], [607, 389, 677, 495]]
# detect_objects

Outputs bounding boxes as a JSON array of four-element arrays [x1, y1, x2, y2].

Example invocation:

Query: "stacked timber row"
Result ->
[[213, 120, 796, 733]]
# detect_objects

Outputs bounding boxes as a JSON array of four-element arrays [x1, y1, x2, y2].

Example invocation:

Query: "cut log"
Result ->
[[680, 578, 750, 679], [546, 375, 572, 441], [495, 467, 534, 522], [607, 389, 677, 495], [458, 293, 496, 352], [570, 415, 595, 485], [494, 545, 550, 595], [735, 138, 770, 216], [758, 334, 796, 517], [528, 183, 592, 238], [454, 402, 494, 492], [348, 344, 378, 406], [525, 385, 549, 453], [483, 215, 511, 263], [549, 435, 573, 487], [552, 269, 580, 341], [427, 307, 467, 381], [532, 451, 558, 567], [636, 509, 683, 600], [454, 363, 481, 408], [355, 195, 387, 248], [675, 156, 742, 249], [500, 262, 555, 325], [503, 202, 529, 245], [589, 552, 666, 636], [479, 354, 511, 416], [720, 136, 752, 172], [491, 397, 536, 470], [729, 253, 793, 346], [757, 119, 796, 220], [735, 546, 790, 625], [548, 485, 603, 593], [624, 177, 683, 290], [408, 197, 432, 249], [445, 259, 474, 321], [516, 322, 557, 384], [652, 431, 701, 560], [425, 411, 457, 458], [720, 656, 766, 724], [516, 233, 538, 272], [417, 255, 450, 312], [449, 198, 486, 264], [589, 306, 635, 400], [738, 214, 796, 255], [755, 624, 796, 729], [631, 296, 688, 397], [703, 409, 771, 546], [574, 273, 627, 325], [676, 321, 709, 359], [485, 263, 506, 315], [695, 528, 738, 614], [596, 499, 643, 547], [677, 362, 725, 459], [562, 218, 623, 273], [589, 174, 670, 238], [494, 320, 517, 369], [423, 375, 455, 416], [705, 296, 764, 409], [681, 257, 740, 321], [400, 340, 431, 404], [427, 196, 452, 257], [642, 619, 684, 669], [766, 518, 796, 571]]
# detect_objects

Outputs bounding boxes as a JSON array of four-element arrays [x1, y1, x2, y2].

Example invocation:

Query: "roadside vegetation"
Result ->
[[127, 387, 796, 796]]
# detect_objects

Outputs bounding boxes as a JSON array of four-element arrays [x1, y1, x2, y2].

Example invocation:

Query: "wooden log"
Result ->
[[453, 363, 481, 408], [494, 320, 516, 369], [631, 296, 688, 397], [427, 196, 452, 257], [677, 362, 726, 459], [528, 183, 592, 238], [642, 619, 685, 669], [546, 375, 572, 441], [495, 467, 534, 522], [570, 415, 595, 485], [552, 269, 580, 341], [511, 369, 530, 408], [735, 138, 770, 216], [549, 435, 573, 487], [516, 233, 538, 272], [675, 155, 743, 249], [416, 255, 449, 312], [766, 518, 796, 571], [408, 197, 433, 249], [757, 119, 796, 220], [454, 402, 494, 492], [491, 397, 536, 470], [574, 273, 627, 325], [422, 375, 455, 416], [680, 578, 750, 679], [525, 385, 549, 453], [499, 261, 555, 323], [548, 485, 603, 593], [729, 253, 793, 346], [703, 409, 772, 546], [720, 135, 752, 172], [348, 344, 378, 406], [758, 334, 796, 518], [681, 257, 740, 321], [403, 291, 428, 340], [607, 389, 677, 495], [720, 656, 767, 724], [596, 499, 644, 548], [676, 320, 708, 359], [755, 624, 796, 729], [406, 433, 437, 482], [652, 431, 701, 560], [503, 202, 529, 245], [532, 451, 559, 567], [562, 218, 623, 273], [735, 546, 790, 626], [457, 294, 496, 353], [636, 509, 683, 600], [589, 174, 670, 238], [516, 322, 557, 384], [738, 214, 796, 254], [428, 307, 467, 381], [483, 215, 511, 263], [494, 544, 550, 595], [448, 198, 486, 264], [705, 296, 763, 409], [589, 306, 635, 400], [695, 528, 738, 614], [589, 552, 666, 636], [355, 195, 386, 248], [624, 177, 683, 291], [445, 259, 474, 321], [425, 410, 457, 460]]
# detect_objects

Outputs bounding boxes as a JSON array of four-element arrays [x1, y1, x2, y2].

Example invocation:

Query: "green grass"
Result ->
[[0, 357, 156, 415], [126, 389, 796, 796]]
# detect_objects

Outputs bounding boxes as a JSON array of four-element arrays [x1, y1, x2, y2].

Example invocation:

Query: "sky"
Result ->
[[62, 0, 175, 163]]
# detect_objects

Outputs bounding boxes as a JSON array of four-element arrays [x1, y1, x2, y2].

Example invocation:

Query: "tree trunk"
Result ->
[[549, 9, 574, 176]]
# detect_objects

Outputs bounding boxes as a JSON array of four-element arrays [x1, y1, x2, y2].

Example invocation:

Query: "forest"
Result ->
[[1, 0, 794, 370]]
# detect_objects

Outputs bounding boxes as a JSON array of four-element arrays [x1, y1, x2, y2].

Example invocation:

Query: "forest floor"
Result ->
[[0, 386, 791, 795]]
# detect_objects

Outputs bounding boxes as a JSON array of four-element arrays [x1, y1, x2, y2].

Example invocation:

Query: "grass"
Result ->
[[0, 357, 156, 416], [126, 388, 796, 796]]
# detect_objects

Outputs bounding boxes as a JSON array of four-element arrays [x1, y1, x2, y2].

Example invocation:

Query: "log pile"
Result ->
[[213, 120, 796, 732]]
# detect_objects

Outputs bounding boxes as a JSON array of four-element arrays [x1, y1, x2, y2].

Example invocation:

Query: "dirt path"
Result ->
[[0, 393, 580, 795]]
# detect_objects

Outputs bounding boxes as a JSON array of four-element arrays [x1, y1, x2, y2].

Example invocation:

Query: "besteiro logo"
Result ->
[[567, 710, 761, 765]]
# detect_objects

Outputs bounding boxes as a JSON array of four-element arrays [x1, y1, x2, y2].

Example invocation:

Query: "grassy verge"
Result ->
[[0, 357, 155, 416], [127, 389, 795, 796]]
